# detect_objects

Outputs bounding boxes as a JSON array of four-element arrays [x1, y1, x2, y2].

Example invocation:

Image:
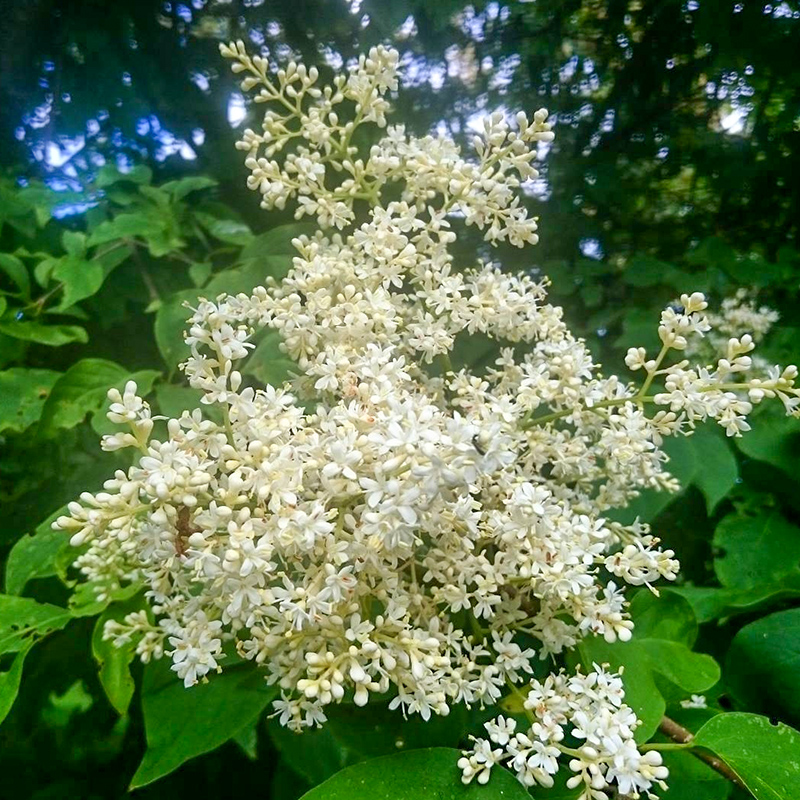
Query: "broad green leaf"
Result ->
[[270, 699, 473, 787], [4, 506, 69, 595], [0, 367, 60, 433], [160, 176, 218, 200], [240, 222, 316, 260], [93, 240, 133, 275], [690, 427, 738, 514], [155, 384, 206, 418], [629, 588, 698, 646], [0, 253, 30, 298], [299, 748, 531, 800], [188, 261, 212, 287], [735, 413, 799, 476], [38, 358, 127, 437], [62, 230, 87, 258], [205, 255, 293, 295], [0, 320, 87, 346], [693, 713, 800, 800], [154, 289, 197, 370], [33, 255, 59, 287], [88, 212, 164, 247], [676, 580, 800, 624], [0, 595, 72, 654], [95, 164, 153, 188], [0, 645, 31, 725], [53, 255, 105, 310], [130, 660, 278, 788], [232, 718, 259, 761], [713, 512, 800, 590], [91, 596, 143, 715], [195, 212, 254, 245], [68, 581, 142, 619], [0, 331, 26, 368], [325, 699, 469, 762], [725, 609, 800, 725]]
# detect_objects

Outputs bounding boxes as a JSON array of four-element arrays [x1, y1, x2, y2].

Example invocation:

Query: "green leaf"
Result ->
[[155, 384, 207, 419], [53, 255, 105, 310], [243, 330, 296, 386], [0, 367, 60, 433], [629, 588, 698, 646], [92, 596, 143, 715], [87, 212, 160, 247], [240, 222, 316, 260], [62, 230, 87, 258], [205, 255, 293, 295], [0, 253, 30, 298], [4, 506, 69, 595], [68, 581, 142, 619], [689, 427, 738, 514], [154, 289, 197, 370], [693, 713, 800, 800], [0, 320, 87, 346], [0, 595, 72, 654], [195, 213, 254, 245], [0, 645, 31, 726], [232, 718, 259, 761], [735, 413, 799, 476], [298, 748, 531, 800], [713, 512, 800, 590], [38, 358, 128, 437], [160, 176, 218, 201], [130, 660, 278, 788], [325, 700, 469, 763], [675, 580, 800, 624], [268, 700, 472, 787], [95, 164, 153, 188], [188, 261, 212, 287], [725, 609, 800, 725]]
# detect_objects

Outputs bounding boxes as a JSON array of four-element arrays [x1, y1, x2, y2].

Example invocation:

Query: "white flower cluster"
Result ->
[[683, 287, 781, 377], [459, 665, 668, 799], [219, 40, 554, 245], [53, 43, 800, 797]]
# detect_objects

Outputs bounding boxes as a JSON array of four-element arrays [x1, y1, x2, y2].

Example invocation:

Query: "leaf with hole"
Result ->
[[693, 713, 800, 800], [0, 368, 60, 433], [0, 595, 72, 655]]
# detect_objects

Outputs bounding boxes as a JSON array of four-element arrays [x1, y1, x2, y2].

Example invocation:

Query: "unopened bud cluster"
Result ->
[[54, 44, 799, 800]]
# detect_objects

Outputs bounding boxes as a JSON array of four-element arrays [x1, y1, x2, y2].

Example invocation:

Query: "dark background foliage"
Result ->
[[1, 1, 800, 798]]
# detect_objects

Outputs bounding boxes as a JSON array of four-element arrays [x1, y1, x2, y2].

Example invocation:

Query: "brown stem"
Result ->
[[658, 715, 748, 792]]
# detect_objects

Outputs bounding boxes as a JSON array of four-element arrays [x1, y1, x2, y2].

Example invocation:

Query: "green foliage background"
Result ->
[[1, 1, 800, 798]]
